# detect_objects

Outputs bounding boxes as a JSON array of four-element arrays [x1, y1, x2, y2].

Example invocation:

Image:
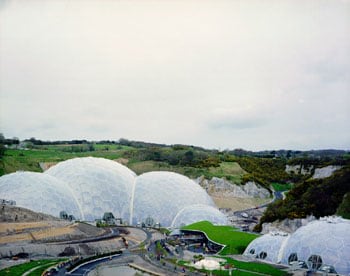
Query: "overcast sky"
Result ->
[[0, 0, 349, 151]]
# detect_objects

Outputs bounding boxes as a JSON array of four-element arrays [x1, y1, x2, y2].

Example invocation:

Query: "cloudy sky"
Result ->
[[0, 0, 349, 150]]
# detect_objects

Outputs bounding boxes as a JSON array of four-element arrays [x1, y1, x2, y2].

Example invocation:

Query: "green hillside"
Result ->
[[1, 137, 349, 229], [0, 143, 248, 184], [182, 221, 258, 255], [0, 141, 297, 189]]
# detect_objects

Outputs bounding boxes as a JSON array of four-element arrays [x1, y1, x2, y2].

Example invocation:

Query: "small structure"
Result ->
[[168, 229, 224, 254], [1, 199, 16, 206], [144, 216, 155, 228], [102, 212, 115, 225], [60, 211, 68, 220], [60, 211, 75, 221]]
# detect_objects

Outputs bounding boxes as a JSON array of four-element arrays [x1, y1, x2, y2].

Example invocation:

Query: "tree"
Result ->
[[182, 150, 194, 165], [337, 193, 350, 219], [0, 144, 5, 158], [0, 133, 5, 158]]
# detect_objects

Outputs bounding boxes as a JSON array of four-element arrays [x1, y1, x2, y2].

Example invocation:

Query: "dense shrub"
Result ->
[[255, 165, 350, 231], [337, 192, 350, 219]]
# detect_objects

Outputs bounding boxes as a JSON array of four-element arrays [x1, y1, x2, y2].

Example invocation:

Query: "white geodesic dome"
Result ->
[[244, 217, 350, 275], [0, 171, 81, 218], [281, 218, 350, 275], [171, 204, 228, 228], [243, 232, 289, 263], [1, 157, 227, 226], [45, 157, 136, 221], [131, 171, 216, 226]]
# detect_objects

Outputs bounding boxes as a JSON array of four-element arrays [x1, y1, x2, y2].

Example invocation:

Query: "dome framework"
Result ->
[[244, 218, 350, 275], [0, 171, 81, 218], [0, 157, 227, 228]]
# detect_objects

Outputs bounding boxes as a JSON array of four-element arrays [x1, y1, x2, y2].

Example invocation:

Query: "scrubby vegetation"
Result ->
[[337, 192, 350, 219], [234, 157, 290, 190], [255, 165, 350, 231], [1, 134, 349, 229]]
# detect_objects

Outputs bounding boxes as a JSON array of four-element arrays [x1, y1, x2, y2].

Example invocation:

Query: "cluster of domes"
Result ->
[[244, 217, 350, 275], [0, 157, 227, 227]]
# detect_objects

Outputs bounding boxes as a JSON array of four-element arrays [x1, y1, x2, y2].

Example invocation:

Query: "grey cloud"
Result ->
[[206, 107, 270, 130], [0, 0, 349, 150], [208, 116, 268, 130]]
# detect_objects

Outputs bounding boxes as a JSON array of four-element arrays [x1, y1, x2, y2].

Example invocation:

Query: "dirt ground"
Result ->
[[0, 221, 106, 244], [211, 196, 270, 211], [0, 221, 73, 244], [0, 221, 69, 233]]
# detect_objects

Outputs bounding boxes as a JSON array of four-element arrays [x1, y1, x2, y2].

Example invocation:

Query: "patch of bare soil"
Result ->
[[114, 158, 129, 165], [0, 207, 105, 244], [0, 205, 57, 222], [212, 196, 270, 211], [39, 162, 58, 171], [0, 221, 107, 244]]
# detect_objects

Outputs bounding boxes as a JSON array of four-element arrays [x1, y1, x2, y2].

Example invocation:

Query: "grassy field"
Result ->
[[217, 257, 287, 276], [179, 256, 287, 276], [0, 259, 66, 276], [271, 182, 293, 192], [1, 148, 247, 184], [0, 146, 130, 175], [128, 160, 174, 175], [129, 160, 246, 181], [208, 162, 246, 184], [182, 221, 258, 255]]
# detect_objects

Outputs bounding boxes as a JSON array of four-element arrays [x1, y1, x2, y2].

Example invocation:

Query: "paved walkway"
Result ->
[[52, 227, 201, 276], [49, 226, 284, 276]]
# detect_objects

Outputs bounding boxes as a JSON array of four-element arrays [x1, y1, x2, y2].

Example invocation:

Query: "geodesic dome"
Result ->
[[281, 218, 350, 275], [1, 157, 227, 227], [243, 232, 289, 263], [171, 204, 228, 228], [244, 217, 350, 275], [131, 171, 215, 226], [45, 157, 136, 221], [0, 171, 81, 218]]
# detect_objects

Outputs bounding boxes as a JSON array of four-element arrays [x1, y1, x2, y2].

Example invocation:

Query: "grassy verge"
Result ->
[[182, 221, 258, 255], [0, 259, 66, 276], [179, 256, 287, 276], [222, 257, 287, 276]]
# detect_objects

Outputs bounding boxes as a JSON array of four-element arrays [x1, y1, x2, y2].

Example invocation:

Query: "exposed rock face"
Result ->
[[312, 165, 342, 179], [285, 164, 313, 175], [0, 205, 57, 222], [39, 162, 58, 171], [261, 216, 316, 234], [196, 176, 270, 199], [286, 164, 342, 179]]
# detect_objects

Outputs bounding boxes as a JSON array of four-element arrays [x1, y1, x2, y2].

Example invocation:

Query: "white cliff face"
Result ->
[[195, 176, 271, 199], [261, 216, 316, 234], [312, 165, 342, 179], [285, 164, 313, 175], [286, 164, 342, 179]]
